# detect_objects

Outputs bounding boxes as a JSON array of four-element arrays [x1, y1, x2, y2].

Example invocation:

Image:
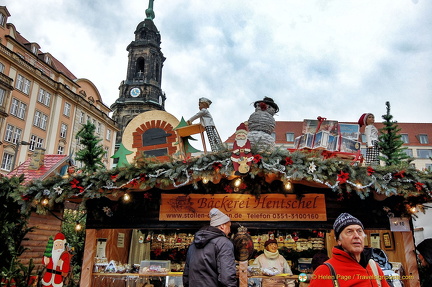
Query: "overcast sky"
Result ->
[[5, 0, 432, 142]]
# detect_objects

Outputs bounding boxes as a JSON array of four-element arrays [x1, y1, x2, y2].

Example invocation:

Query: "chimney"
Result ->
[[28, 147, 46, 170]]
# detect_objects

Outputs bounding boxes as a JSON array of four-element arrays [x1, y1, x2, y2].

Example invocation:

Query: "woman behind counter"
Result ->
[[253, 239, 295, 287]]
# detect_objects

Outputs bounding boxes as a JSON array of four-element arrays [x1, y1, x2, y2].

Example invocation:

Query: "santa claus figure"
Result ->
[[42, 233, 71, 287], [231, 123, 254, 175]]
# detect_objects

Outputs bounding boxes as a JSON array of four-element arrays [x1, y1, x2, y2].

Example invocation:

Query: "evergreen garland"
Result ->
[[378, 101, 411, 165], [12, 146, 430, 217]]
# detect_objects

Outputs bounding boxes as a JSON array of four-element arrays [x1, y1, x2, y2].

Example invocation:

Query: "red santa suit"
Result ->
[[231, 123, 254, 175], [42, 233, 70, 287]]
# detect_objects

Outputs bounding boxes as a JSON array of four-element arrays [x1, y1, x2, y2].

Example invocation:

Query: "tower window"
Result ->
[[136, 58, 145, 79]]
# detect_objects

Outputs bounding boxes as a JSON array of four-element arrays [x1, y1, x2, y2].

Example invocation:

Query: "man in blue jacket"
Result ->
[[183, 208, 237, 287]]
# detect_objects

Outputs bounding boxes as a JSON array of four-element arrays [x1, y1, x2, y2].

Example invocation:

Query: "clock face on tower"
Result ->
[[130, 87, 141, 97]]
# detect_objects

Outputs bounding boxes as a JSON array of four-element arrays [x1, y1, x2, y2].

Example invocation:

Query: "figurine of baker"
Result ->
[[187, 97, 222, 152], [358, 113, 379, 165]]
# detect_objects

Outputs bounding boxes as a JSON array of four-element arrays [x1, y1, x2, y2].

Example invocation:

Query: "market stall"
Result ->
[[79, 170, 423, 287]]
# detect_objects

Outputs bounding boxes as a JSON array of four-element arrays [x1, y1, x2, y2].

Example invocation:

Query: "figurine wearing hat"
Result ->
[[358, 113, 379, 165], [41, 232, 71, 287], [252, 239, 294, 286], [231, 122, 254, 175], [247, 97, 279, 152], [187, 97, 222, 152]]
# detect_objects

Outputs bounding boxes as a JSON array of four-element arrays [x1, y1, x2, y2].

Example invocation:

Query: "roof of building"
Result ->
[[13, 30, 77, 80], [8, 154, 69, 183]]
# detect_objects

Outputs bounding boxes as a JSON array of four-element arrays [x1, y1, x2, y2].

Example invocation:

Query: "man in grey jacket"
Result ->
[[183, 208, 237, 287]]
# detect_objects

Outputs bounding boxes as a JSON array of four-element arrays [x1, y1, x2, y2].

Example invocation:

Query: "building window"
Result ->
[[104, 146, 109, 159], [10, 98, 26, 119], [106, 129, 111, 141], [404, 149, 413, 157], [37, 88, 51, 106], [0, 13, 5, 27], [96, 122, 102, 134], [401, 134, 409, 144], [16, 74, 31, 95], [417, 149, 432, 159], [1, 152, 14, 171], [17, 102, 26, 119], [79, 111, 85, 123], [60, 123, 68, 138], [34, 111, 48, 130], [418, 134, 429, 144], [40, 114, 48, 130], [36, 138, 44, 148], [286, 132, 295, 142], [0, 88, 5, 106], [12, 128, 22, 145], [29, 135, 37, 151], [0, 62, 4, 73], [4, 124, 14, 142], [10, 98, 18, 116], [57, 145, 64, 155], [271, 132, 276, 140], [63, 102, 71, 117], [4, 124, 22, 145]]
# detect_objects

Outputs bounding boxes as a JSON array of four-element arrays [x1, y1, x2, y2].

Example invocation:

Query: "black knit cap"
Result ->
[[417, 238, 432, 265], [264, 239, 278, 247], [253, 97, 279, 113], [333, 213, 364, 239]]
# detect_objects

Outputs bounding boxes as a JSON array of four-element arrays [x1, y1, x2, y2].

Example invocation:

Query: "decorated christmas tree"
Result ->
[[378, 101, 411, 166], [43, 236, 53, 257], [75, 121, 106, 174]]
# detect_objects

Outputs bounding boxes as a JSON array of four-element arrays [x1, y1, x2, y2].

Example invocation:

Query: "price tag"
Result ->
[[389, 217, 410, 232]]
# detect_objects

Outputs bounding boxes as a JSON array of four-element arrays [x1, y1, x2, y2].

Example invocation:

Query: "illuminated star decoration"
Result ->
[[308, 162, 316, 174], [102, 206, 113, 217], [53, 186, 63, 195]]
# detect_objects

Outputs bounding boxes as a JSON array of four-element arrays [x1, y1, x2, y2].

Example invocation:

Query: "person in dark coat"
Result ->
[[183, 208, 237, 287], [416, 238, 432, 287]]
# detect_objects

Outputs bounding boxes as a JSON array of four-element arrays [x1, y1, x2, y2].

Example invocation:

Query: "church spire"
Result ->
[[146, 0, 155, 20]]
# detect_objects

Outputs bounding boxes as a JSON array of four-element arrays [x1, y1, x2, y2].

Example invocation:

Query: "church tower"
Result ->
[[111, 0, 166, 146]]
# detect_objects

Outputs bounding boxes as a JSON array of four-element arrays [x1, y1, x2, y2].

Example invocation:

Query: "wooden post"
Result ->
[[80, 229, 97, 287], [238, 260, 248, 287]]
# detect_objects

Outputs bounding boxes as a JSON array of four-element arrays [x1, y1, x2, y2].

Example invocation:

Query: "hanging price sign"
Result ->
[[389, 217, 410, 232]]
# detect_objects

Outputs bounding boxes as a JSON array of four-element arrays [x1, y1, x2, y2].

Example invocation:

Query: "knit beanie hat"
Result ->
[[209, 208, 230, 226], [417, 238, 432, 265], [358, 113, 371, 127], [264, 239, 278, 247], [333, 213, 364, 239]]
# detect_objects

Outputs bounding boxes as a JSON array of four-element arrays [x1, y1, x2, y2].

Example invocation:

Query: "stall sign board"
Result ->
[[160, 193, 326, 221], [389, 217, 411, 232]]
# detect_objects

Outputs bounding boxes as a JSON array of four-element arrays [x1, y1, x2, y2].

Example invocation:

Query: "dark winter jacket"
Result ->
[[417, 238, 432, 287], [183, 226, 237, 287]]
